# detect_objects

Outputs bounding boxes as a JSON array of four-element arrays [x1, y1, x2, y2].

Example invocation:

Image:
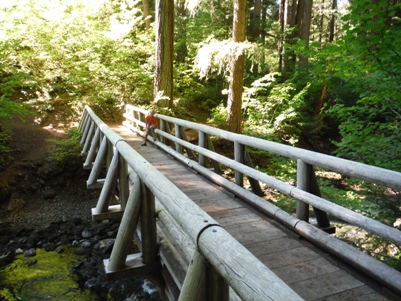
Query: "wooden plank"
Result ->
[[232, 228, 288, 246], [91, 205, 124, 221], [246, 237, 305, 257], [103, 253, 159, 280], [225, 219, 275, 235], [195, 197, 243, 213], [258, 246, 321, 269], [290, 269, 365, 300], [271, 257, 340, 284], [314, 285, 391, 301]]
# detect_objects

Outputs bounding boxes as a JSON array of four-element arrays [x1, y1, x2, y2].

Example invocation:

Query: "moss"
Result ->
[[0, 247, 98, 300]]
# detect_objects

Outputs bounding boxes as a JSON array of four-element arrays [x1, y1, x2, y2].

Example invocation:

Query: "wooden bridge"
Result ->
[[78, 105, 401, 301]]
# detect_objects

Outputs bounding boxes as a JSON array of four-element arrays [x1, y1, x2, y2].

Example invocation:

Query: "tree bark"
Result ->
[[154, 0, 174, 108], [299, 0, 313, 67], [142, 0, 151, 30], [249, 0, 261, 41], [176, 0, 188, 62], [227, 0, 246, 134], [329, 0, 337, 42], [278, 0, 286, 71]]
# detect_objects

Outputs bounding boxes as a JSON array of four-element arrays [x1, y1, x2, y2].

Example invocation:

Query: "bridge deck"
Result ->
[[111, 124, 395, 301]]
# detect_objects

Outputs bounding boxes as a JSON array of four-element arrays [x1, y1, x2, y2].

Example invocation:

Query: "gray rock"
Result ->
[[81, 229, 92, 238], [24, 248, 36, 257], [97, 238, 115, 253], [81, 240, 92, 248]]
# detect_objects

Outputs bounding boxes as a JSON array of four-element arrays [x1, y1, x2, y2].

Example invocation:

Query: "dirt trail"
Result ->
[[0, 115, 96, 229]]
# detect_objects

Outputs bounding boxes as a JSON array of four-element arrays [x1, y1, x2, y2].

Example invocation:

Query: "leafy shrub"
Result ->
[[46, 128, 82, 165]]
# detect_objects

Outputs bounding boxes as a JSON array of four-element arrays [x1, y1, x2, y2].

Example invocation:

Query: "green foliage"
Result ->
[[207, 103, 228, 128], [242, 72, 324, 145], [46, 128, 82, 165], [322, 0, 401, 171], [0, 0, 154, 121]]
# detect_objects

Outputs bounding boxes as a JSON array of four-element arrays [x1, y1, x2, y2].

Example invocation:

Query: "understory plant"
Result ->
[[46, 128, 82, 166]]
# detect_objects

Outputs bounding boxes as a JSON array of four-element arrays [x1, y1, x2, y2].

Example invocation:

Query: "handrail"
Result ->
[[79, 105, 304, 301], [122, 104, 401, 296], [157, 111, 401, 191], [124, 104, 401, 243]]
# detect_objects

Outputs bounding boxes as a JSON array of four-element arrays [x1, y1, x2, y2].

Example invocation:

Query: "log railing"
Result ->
[[122, 104, 401, 296], [78, 106, 304, 301]]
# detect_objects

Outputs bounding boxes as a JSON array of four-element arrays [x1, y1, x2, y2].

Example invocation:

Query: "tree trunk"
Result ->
[[227, 0, 246, 134], [299, 0, 313, 67], [282, 0, 298, 74], [142, 0, 151, 30], [249, 0, 261, 41], [176, 0, 188, 62], [154, 0, 174, 108], [278, 0, 286, 71], [319, 0, 325, 42], [329, 0, 337, 42]]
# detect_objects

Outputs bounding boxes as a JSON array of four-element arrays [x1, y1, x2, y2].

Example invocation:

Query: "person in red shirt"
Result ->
[[141, 109, 157, 146]]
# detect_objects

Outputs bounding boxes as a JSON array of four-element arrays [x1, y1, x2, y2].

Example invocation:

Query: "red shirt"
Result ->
[[146, 115, 157, 127]]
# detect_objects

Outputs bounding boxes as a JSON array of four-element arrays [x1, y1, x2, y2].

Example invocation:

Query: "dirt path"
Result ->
[[0, 116, 97, 229]]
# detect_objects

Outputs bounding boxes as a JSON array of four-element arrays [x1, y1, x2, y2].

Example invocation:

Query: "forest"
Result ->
[[0, 0, 400, 271], [0, 0, 400, 172]]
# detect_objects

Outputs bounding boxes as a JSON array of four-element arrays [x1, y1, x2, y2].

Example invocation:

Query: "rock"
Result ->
[[43, 242, 56, 252], [81, 240, 92, 249], [7, 197, 26, 212], [81, 229, 92, 238], [95, 238, 115, 254], [28, 259, 38, 266], [24, 248, 36, 257]]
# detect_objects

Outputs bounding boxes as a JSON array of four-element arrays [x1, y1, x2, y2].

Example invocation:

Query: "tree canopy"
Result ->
[[0, 0, 400, 171]]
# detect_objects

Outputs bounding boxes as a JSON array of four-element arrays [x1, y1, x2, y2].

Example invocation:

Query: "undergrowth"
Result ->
[[46, 128, 82, 165]]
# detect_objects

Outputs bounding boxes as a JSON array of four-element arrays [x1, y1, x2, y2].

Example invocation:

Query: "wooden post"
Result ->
[[87, 136, 107, 187], [296, 159, 310, 221], [94, 150, 119, 214], [178, 250, 207, 301], [179, 127, 196, 159], [108, 175, 142, 271], [234, 141, 244, 187], [175, 124, 182, 153], [83, 127, 100, 169], [199, 131, 206, 167], [296, 160, 333, 232], [244, 149, 264, 196], [82, 120, 95, 156], [206, 264, 229, 301], [106, 140, 114, 172], [118, 154, 129, 209], [310, 170, 334, 232], [79, 113, 91, 146], [206, 135, 222, 173], [160, 119, 166, 145], [78, 109, 88, 132], [141, 182, 158, 265]]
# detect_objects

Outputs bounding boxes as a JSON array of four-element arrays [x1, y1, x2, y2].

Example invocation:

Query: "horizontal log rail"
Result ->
[[78, 106, 304, 301], [122, 104, 401, 296]]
